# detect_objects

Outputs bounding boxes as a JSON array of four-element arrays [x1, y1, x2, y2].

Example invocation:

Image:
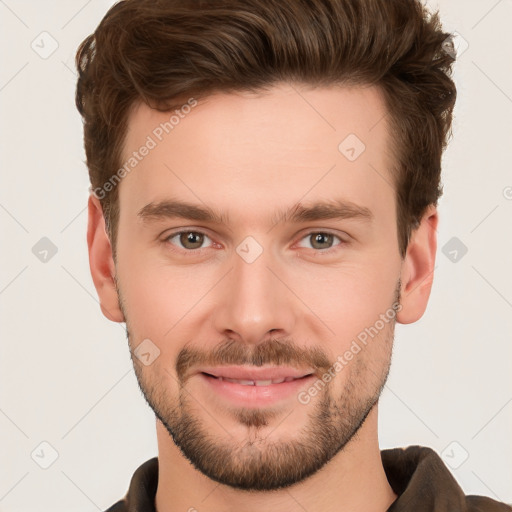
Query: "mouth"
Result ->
[[196, 366, 317, 406], [197, 365, 315, 383], [200, 372, 313, 386]]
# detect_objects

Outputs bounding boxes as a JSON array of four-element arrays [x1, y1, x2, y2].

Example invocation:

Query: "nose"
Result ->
[[211, 243, 297, 346]]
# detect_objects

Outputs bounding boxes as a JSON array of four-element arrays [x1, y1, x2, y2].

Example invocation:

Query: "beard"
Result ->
[[117, 277, 399, 491]]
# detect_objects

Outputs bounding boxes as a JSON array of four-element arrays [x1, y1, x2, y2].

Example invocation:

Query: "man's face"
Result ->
[[113, 83, 403, 490]]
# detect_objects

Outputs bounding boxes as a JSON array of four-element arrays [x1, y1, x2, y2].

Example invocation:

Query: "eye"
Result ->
[[296, 232, 345, 251], [164, 230, 214, 251], [162, 229, 346, 255]]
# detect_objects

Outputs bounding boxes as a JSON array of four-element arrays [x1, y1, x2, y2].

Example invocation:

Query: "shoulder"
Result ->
[[104, 500, 128, 512], [382, 446, 512, 512], [102, 457, 159, 512], [466, 495, 512, 512]]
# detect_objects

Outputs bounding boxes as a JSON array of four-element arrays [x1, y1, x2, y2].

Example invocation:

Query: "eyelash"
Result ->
[[162, 229, 347, 256]]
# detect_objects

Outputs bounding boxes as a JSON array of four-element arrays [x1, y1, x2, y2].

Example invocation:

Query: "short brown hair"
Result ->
[[75, 0, 456, 260]]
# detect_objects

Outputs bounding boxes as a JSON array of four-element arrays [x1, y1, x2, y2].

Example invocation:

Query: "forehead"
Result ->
[[118, 83, 395, 227]]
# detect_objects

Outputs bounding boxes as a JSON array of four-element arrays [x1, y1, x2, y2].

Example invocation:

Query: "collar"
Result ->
[[108, 445, 509, 512]]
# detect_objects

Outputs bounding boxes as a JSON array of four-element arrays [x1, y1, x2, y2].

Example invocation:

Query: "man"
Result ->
[[75, 0, 511, 510]]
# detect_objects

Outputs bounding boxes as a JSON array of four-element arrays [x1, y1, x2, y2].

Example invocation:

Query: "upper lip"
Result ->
[[198, 365, 314, 381]]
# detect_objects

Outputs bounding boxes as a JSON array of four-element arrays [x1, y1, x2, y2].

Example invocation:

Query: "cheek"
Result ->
[[117, 224, 400, 346], [117, 248, 216, 339], [288, 258, 399, 344]]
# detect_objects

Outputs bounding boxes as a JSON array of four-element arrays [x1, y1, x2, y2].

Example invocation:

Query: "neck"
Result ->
[[154, 406, 397, 512]]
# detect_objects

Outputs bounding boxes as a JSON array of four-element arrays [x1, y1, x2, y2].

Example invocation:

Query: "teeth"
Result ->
[[255, 379, 272, 386], [218, 376, 298, 385]]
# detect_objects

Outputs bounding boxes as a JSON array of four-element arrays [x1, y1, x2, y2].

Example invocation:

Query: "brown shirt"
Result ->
[[105, 445, 511, 512]]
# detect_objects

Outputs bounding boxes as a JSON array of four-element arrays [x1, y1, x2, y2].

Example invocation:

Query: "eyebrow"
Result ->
[[137, 198, 374, 226]]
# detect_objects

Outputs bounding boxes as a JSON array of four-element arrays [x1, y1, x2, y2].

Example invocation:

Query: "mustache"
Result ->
[[176, 338, 332, 382]]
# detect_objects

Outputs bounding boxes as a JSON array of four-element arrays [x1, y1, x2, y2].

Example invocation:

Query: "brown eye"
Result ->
[[180, 232, 204, 249], [165, 231, 213, 251]]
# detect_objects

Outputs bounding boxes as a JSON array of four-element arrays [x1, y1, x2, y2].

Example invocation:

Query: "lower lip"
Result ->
[[199, 373, 316, 407]]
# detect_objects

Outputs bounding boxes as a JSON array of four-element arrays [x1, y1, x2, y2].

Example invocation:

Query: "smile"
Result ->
[[202, 373, 309, 386]]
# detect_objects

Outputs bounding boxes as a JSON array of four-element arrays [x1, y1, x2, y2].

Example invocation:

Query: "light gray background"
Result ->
[[1, 0, 511, 510]]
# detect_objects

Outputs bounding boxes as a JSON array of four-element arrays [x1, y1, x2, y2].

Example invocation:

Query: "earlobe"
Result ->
[[87, 194, 125, 323], [396, 205, 438, 325]]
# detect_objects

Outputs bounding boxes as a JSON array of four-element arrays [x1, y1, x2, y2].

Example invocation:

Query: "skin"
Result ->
[[87, 82, 438, 512]]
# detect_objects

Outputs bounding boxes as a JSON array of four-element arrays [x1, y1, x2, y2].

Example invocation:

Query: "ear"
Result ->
[[396, 204, 438, 324], [87, 194, 125, 323]]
